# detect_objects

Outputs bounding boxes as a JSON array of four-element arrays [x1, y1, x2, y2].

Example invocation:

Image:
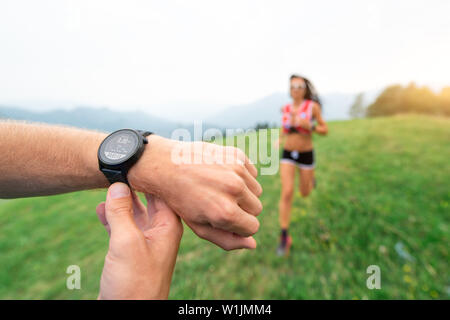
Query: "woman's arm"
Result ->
[[312, 103, 328, 135], [277, 130, 286, 148], [278, 106, 287, 148]]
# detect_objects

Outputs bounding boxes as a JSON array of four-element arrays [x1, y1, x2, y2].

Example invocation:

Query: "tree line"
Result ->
[[350, 83, 450, 118]]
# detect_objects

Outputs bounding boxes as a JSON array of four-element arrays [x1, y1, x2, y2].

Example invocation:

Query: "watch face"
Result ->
[[99, 130, 140, 165]]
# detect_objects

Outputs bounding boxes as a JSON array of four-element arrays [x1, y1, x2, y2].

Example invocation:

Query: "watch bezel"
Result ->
[[98, 129, 145, 169]]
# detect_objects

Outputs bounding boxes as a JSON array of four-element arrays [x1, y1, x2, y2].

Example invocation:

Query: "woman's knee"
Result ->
[[299, 186, 311, 197], [281, 188, 294, 202]]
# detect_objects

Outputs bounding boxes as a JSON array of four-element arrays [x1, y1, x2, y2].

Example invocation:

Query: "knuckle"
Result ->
[[254, 200, 263, 215], [248, 164, 258, 178], [226, 175, 245, 196], [224, 145, 237, 154], [222, 201, 237, 220], [225, 146, 243, 163], [257, 186, 263, 197], [254, 181, 263, 197], [213, 213, 229, 228], [236, 148, 245, 159], [214, 203, 236, 227], [233, 163, 245, 176], [109, 199, 132, 216], [251, 219, 260, 234]]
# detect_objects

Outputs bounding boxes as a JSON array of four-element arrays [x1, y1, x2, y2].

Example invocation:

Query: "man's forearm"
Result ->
[[1, 121, 109, 198]]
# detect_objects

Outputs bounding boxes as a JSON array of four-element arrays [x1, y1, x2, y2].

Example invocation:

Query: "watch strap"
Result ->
[[101, 168, 129, 185], [137, 130, 153, 137]]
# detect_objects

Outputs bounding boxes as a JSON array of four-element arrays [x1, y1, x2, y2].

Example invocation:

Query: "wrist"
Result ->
[[98, 267, 169, 300], [127, 134, 175, 196], [83, 132, 110, 189]]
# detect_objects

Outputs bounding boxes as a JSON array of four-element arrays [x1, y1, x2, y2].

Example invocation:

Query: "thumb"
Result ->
[[145, 194, 182, 236], [105, 183, 138, 234]]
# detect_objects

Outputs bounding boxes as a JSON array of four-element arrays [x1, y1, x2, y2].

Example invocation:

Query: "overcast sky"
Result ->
[[1, 0, 449, 118]]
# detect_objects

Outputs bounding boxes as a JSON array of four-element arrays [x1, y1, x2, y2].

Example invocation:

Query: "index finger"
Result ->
[[225, 146, 258, 178], [213, 203, 260, 237], [243, 155, 258, 178]]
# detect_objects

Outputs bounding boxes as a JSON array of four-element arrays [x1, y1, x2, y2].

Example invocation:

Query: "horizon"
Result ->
[[0, 88, 379, 123], [0, 82, 442, 124]]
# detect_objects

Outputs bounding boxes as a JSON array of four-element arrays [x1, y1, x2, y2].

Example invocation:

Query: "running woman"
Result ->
[[277, 74, 328, 256]]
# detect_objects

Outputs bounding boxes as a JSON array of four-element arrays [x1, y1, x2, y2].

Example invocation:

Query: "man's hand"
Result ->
[[96, 182, 183, 300], [128, 135, 263, 251], [0, 122, 262, 251]]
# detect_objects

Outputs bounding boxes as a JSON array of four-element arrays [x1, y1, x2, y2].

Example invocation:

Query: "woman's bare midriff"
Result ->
[[283, 132, 313, 152]]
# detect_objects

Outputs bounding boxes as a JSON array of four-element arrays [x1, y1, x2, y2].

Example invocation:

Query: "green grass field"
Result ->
[[0, 114, 448, 299]]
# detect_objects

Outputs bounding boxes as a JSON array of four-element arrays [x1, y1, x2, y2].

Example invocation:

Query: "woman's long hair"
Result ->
[[290, 74, 322, 108]]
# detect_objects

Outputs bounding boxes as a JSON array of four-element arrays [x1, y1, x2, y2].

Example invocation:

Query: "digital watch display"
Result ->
[[98, 129, 152, 185]]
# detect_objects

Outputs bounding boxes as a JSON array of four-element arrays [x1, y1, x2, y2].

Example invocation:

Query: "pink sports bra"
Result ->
[[281, 99, 314, 134]]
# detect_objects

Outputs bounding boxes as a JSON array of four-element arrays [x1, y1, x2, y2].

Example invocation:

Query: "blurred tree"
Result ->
[[349, 92, 366, 119], [439, 86, 450, 116], [255, 122, 270, 130], [367, 83, 450, 117]]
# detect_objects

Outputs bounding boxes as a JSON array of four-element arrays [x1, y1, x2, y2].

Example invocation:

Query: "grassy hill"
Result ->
[[0, 114, 448, 299]]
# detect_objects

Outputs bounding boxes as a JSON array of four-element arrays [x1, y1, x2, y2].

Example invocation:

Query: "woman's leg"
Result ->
[[299, 168, 315, 197], [279, 162, 296, 229], [277, 162, 296, 255]]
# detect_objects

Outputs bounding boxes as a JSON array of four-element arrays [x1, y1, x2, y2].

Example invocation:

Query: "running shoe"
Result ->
[[276, 235, 292, 257]]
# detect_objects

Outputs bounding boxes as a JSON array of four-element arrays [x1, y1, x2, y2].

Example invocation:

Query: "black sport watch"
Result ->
[[98, 129, 152, 185]]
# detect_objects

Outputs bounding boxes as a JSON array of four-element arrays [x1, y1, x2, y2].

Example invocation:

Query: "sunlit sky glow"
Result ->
[[1, 0, 449, 118]]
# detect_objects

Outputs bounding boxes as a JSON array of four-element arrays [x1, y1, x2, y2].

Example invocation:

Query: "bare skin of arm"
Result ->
[[278, 130, 286, 148], [312, 103, 328, 135], [277, 106, 287, 148], [276, 127, 287, 149], [0, 121, 262, 250], [293, 102, 328, 134], [0, 121, 109, 198]]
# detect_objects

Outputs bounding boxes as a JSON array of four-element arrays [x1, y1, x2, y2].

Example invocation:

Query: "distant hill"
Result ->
[[205, 91, 380, 129], [0, 90, 380, 135], [0, 106, 179, 137], [0, 106, 222, 139]]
